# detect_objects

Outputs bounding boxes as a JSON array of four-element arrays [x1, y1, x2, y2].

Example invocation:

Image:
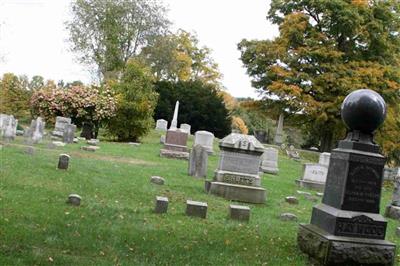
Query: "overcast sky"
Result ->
[[0, 0, 278, 98]]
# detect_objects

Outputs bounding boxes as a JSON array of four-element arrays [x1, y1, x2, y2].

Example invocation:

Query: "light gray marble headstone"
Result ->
[[180, 123, 191, 135], [188, 144, 208, 178], [155, 119, 168, 131], [260, 147, 279, 174], [25, 117, 45, 144], [318, 152, 331, 167], [392, 176, 400, 207], [63, 124, 76, 144], [194, 130, 214, 154], [52, 116, 71, 137], [3, 115, 17, 141], [301, 163, 328, 183]]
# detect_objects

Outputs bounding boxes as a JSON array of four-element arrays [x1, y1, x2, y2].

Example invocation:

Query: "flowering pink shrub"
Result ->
[[31, 84, 116, 125]]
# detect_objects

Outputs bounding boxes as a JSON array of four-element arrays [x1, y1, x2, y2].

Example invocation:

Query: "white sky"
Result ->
[[0, 0, 278, 98]]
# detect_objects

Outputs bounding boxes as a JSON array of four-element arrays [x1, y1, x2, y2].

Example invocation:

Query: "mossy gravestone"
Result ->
[[298, 89, 396, 266]]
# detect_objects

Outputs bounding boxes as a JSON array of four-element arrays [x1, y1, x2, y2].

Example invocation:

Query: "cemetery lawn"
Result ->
[[1, 131, 399, 266]]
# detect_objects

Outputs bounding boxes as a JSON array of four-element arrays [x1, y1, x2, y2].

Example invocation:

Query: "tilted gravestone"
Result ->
[[25, 117, 45, 144], [155, 119, 168, 131], [297, 89, 396, 265], [194, 130, 214, 154], [208, 133, 266, 204], [63, 124, 77, 144], [260, 147, 279, 174], [188, 144, 208, 178]]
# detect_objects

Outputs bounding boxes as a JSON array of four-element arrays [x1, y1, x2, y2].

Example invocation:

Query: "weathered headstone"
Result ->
[[155, 119, 168, 131], [87, 139, 99, 146], [66, 194, 81, 206], [280, 213, 297, 221], [295, 163, 328, 191], [180, 123, 191, 135], [63, 124, 76, 144], [297, 89, 395, 265], [208, 133, 266, 204], [154, 196, 168, 214], [150, 176, 165, 185], [229, 205, 250, 222], [80, 122, 94, 140], [285, 196, 299, 205], [2, 115, 17, 141], [24, 146, 35, 155], [160, 135, 165, 144], [81, 146, 99, 152], [52, 116, 71, 137], [274, 113, 284, 145], [318, 152, 331, 167], [253, 130, 267, 143], [385, 175, 400, 220], [260, 147, 279, 174], [188, 144, 208, 178], [160, 129, 189, 160], [25, 117, 45, 144], [194, 130, 214, 154], [186, 200, 207, 219], [58, 154, 70, 170]]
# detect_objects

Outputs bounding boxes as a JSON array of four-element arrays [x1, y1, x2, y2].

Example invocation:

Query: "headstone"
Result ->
[[396, 227, 400, 237], [295, 163, 328, 191], [188, 144, 208, 178], [66, 194, 81, 206], [25, 117, 45, 144], [154, 196, 168, 214], [160, 135, 165, 144], [229, 205, 250, 222], [186, 200, 207, 219], [0, 114, 7, 136], [318, 152, 331, 167], [80, 122, 94, 140], [280, 213, 297, 221], [285, 196, 299, 204], [16, 130, 24, 136], [170, 101, 179, 130], [2, 115, 17, 141], [383, 167, 398, 181], [298, 89, 395, 265], [385, 175, 400, 220], [160, 129, 189, 160], [73, 138, 79, 143], [155, 119, 168, 131], [52, 116, 71, 137], [81, 146, 99, 152], [179, 123, 191, 135], [150, 176, 165, 185], [24, 146, 35, 155], [58, 154, 70, 170], [253, 130, 267, 143], [194, 131, 214, 154], [87, 139, 99, 146], [274, 113, 284, 145], [260, 147, 279, 174], [286, 148, 300, 161], [208, 133, 266, 204], [63, 124, 76, 144], [52, 141, 66, 147]]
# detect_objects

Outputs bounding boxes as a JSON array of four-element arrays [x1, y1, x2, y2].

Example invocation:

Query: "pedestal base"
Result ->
[[208, 181, 266, 204], [295, 179, 325, 191], [160, 149, 189, 160], [385, 205, 400, 220], [298, 223, 396, 266]]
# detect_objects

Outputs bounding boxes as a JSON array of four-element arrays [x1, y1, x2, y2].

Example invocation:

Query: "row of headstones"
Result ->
[[154, 196, 250, 221]]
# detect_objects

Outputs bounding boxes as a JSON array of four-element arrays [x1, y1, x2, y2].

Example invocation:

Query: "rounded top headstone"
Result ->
[[341, 89, 386, 133]]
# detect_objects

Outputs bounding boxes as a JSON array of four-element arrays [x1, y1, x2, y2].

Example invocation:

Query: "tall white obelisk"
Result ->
[[170, 101, 179, 130]]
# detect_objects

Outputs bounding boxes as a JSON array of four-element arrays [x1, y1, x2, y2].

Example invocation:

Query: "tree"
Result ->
[[154, 80, 231, 138], [0, 73, 31, 119], [30, 83, 116, 133], [107, 58, 158, 141], [29, 75, 45, 90], [66, 0, 170, 80], [239, 0, 400, 152], [141, 30, 222, 86]]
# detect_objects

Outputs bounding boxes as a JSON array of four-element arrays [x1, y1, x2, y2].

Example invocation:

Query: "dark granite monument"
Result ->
[[297, 89, 396, 266]]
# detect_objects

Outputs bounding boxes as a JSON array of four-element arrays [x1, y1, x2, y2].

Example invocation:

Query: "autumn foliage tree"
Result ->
[[0, 73, 31, 119], [239, 0, 400, 154]]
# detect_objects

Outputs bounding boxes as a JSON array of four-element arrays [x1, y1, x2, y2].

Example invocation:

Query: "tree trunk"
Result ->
[[320, 130, 334, 152]]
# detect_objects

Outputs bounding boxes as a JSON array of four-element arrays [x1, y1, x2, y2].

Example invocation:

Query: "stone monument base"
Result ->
[[295, 179, 325, 191], [298, 224, 395, 266], [385, 205, 400, 220], [160, 149, 189, 160], [208, 181, 266, 204], [260, 166, 278, 175]]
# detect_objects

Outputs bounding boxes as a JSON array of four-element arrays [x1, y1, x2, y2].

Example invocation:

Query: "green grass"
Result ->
[[1, 131, 399, 265]]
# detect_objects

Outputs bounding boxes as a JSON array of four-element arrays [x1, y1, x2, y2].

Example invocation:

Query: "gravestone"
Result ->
[[154, 196, 168, 214], [0, 114, 7, 136], [253, 130, 267, 143], [385, 175, 400, 220], [229, 205, 250, 222], [186, 200, 207, 219], [160, 135, 165, 144], [160, 129, 189, 160], [194, 130, 214, 154], [188, 144, 208, 178], [170, 101, 179, 130], [52, 116, 71, 137], [155, 119, 168, 131], [63, 124, 76, 144], [318, 152, 331, 167], [274, 113, 284, 145], [295, 163, 328, 191], [58, 154, 70, 170], [298, 89, 395, 265], [2, 115, 17, 141], [67, 194, 81, 206], [80, 122, 94, 140], [180, 123, 191, 135], [24, 146, 35, 155], [208, 133, 266, 204], [260, 147, 279, 174], [25, 117, 45, 144]]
